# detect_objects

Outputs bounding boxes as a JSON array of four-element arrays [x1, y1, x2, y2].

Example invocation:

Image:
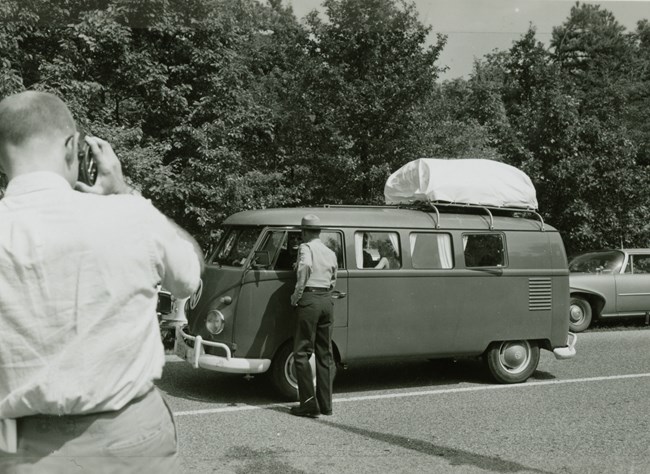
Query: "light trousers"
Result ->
[[0, 387, 180, 474]]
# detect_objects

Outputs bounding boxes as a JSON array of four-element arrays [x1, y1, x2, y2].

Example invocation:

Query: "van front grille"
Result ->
[[528, 278, 552, 311]]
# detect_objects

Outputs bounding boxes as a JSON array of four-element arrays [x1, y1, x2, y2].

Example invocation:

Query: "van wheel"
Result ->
[[569, 297, 592, 333], [485, 340, 539, 383], [269, 343, 315, 401]]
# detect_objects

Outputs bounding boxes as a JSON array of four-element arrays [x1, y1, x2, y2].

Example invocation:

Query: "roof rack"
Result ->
[[417, 201, 545, 231], [322, 202, 545, 231]]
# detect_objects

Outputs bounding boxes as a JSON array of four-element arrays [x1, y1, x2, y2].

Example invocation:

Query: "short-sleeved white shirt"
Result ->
[[0, 172, 201, 418]]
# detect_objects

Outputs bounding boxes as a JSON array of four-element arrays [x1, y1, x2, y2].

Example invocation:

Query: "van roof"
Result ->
[[224, 206, 556, 232]]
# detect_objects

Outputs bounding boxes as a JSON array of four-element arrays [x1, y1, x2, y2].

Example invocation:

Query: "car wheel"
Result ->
[[270, 342, 316, 401], [569, 297, 592, 332], [485, 340, 540, 383]]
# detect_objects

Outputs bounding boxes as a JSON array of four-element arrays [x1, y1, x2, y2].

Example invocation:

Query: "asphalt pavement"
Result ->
[[158, 325, 650, 473]]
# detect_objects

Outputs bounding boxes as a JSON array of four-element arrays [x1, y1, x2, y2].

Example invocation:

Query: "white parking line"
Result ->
[[172, 372, 650, 417]]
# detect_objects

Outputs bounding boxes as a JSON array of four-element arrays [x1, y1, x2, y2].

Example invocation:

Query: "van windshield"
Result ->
[[211, 227, 260, 267]]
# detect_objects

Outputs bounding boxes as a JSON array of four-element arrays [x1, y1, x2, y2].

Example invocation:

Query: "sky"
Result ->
[[285, 0, 650, 80]]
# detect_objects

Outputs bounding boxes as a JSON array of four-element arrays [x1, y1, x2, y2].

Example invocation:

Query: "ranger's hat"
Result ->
[[301, 214, 321, 229]]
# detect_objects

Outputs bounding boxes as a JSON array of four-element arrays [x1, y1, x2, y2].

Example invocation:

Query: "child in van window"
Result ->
[[375, 240, 400, 269]]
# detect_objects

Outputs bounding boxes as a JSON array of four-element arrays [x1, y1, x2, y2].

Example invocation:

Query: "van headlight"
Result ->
[[205, 310, 225, 335]]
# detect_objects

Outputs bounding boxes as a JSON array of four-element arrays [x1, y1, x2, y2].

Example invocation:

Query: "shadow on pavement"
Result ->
[[260, 405, 554, 474], [316, 419, 554, 474]]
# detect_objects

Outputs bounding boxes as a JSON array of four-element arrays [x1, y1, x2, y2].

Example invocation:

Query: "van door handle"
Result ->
[[332, 291, 347, 299]]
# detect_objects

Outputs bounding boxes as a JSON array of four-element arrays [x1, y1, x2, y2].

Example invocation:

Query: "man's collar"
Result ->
[[4, 171, 72, 197]]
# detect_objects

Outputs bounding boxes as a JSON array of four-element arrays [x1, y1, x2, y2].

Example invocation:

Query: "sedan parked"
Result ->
[[569, 249, 650, 332]]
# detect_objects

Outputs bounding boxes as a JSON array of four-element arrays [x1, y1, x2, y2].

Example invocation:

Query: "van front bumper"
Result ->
[[175, 326, 271, 374], [553, 332, 577, 360]]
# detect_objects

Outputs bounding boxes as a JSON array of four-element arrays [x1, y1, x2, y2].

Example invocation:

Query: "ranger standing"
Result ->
[[290, 214, 338, 417]]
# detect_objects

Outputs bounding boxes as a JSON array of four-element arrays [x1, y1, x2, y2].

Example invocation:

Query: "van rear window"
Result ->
[[410, 233, 453, 269], [463, 233, 505, 267]]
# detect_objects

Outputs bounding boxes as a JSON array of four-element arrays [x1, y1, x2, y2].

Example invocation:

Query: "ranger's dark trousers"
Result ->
[[293, 290, 335, 413]]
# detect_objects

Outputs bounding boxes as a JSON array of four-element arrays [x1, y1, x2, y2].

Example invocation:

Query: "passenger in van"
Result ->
[[289, 214, 337, 418], [275, 232, 301, 270], [362, 233, 375, 268], [374, 240, 400, 269]]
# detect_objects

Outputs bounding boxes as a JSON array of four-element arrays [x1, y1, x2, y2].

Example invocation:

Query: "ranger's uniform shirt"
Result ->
[[291, 238, 337, 305], [0, 172, 201, 419]]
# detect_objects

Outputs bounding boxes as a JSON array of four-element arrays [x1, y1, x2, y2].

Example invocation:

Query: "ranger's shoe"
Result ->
[[290, 404, 320, 418]]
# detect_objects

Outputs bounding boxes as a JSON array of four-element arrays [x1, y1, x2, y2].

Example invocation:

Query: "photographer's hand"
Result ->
[[75, 136, 132, 195]]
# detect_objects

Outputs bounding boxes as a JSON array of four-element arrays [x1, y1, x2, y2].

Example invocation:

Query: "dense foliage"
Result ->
[[1, 0, 649, 255]]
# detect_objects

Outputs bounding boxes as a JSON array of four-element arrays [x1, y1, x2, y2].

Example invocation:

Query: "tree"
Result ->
[[300, 0, 446, 203], [468, 20, 650, 255], [409, 78, 500, 160], [625, 19, 650, 166], [0, 0, 311, 247], [550, 2, 637, 121]]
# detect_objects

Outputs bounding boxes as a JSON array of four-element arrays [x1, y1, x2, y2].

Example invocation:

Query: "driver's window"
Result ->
[[275, 231, 302, 270], [257, 231, 286, 267]]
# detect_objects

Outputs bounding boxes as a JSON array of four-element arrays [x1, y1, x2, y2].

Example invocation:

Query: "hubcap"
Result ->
[[569, 304, 584, 324], [498, 341, 531, 374], [283, 353, 316, 390], [284, 354, 299, 389]]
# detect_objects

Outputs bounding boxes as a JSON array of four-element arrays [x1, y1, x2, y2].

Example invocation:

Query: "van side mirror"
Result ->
[[252, 250, 271, 269]]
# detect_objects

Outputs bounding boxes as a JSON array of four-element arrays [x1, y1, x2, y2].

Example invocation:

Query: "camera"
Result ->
[[77, 131, 98, 185]]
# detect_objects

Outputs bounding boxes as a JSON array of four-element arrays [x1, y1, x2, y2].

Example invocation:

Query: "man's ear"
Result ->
[[64, 134, 76, 168]]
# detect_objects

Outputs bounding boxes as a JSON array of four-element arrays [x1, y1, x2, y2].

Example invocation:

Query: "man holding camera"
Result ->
[[0, 91, 203, 472]]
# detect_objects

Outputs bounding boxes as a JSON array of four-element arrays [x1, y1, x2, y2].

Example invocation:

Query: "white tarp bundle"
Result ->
[[384, 158, 538, 209]]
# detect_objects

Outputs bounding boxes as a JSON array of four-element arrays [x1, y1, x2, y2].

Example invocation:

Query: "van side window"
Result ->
[[463, 233, 505, 267], [410, 233, 453, 269], [321, 231, 345, 269], [355, 232, 401, 269]]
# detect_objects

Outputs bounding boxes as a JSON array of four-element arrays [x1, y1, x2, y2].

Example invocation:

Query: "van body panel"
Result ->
[[233, 269, 349, 359], [346, 271, 555, 359], [186, 265, 243, 348], [347, 269, 461, 359], [548, 233, 571, 345]]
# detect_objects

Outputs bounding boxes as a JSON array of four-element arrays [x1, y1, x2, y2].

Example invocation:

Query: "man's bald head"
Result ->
[[0, 91, 76, 147], [0, 91, 79, 184]]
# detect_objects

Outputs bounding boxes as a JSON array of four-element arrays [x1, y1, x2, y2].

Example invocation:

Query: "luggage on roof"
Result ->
[[384, 158, 538, 210]]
